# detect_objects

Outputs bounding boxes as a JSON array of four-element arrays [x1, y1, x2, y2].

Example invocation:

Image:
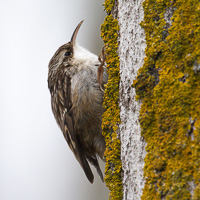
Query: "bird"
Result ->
[[48, 20, 107, 183]]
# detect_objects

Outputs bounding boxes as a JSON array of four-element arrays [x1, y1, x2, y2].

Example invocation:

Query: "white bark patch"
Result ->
[[188, 181, 195, 198], [164, 7, 175, 27], [193, 62, 200, 73], [117, 0, 146, 199], [163, 6, 176, 40]]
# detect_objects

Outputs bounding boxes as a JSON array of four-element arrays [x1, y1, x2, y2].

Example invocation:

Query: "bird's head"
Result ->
[[48, 20, 98, 73]]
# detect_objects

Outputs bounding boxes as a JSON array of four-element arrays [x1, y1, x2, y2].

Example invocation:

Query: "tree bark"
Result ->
[[117, 1, 146, 200], [102, 0, 200, 199]]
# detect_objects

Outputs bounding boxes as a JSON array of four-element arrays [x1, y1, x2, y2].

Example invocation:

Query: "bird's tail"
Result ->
[[76, 151, 94, 184], [87, 156, 104, 182]]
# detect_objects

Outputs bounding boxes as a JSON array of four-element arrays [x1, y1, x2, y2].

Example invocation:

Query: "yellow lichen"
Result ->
[[133, 0, 200, 199], [101, 1, 123, 199]]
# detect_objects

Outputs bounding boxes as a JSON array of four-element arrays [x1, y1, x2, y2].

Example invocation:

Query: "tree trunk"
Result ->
[[117, 1, 146, 199], [101, 0, 200, 200]]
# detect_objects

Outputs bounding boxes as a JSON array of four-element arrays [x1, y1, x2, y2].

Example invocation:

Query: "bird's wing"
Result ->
[[61, 75, 94, 183]]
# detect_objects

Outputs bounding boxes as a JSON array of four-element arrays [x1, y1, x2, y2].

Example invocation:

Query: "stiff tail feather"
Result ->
[[87, 156, 104, 182]]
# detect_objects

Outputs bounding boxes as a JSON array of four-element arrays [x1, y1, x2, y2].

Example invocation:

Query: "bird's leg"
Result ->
[[98, 46, 107, 92]]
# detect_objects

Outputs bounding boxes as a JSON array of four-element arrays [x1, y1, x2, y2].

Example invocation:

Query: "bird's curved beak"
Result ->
[[71, 20, 84, 46]]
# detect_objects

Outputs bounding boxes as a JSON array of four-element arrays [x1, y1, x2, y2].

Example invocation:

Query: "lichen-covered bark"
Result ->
[[117, 0, 146, 200], [102, 0, 200, 200], [101, 0, 146, 199], [133, 0, 200, 199], [101, 1, 123, 200]]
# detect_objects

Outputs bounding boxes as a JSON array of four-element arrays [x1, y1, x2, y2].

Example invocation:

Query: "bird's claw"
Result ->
[[98, 45, 107, 92]]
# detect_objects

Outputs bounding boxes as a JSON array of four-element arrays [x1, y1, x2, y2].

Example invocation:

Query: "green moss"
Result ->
[[133, 0, 200, 199], [101, 1, 123, 199]]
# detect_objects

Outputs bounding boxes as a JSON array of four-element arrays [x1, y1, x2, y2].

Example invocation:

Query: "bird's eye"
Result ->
[[64, 51, 71, 56]]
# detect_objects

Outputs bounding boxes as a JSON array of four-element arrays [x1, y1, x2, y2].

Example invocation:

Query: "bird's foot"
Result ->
[[98, 45, 107, 92]]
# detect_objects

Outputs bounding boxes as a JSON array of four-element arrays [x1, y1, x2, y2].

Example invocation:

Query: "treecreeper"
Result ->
[[48, 20, 107, 183]]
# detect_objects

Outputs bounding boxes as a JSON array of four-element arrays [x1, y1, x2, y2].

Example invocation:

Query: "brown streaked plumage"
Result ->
[[48, 21, 107, 183]]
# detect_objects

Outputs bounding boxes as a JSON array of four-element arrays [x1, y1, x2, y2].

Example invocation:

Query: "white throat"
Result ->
[[73, 44, 99, 66]]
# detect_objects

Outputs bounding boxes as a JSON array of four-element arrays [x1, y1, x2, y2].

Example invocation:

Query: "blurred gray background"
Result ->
[[0, 0, 108, 199]]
